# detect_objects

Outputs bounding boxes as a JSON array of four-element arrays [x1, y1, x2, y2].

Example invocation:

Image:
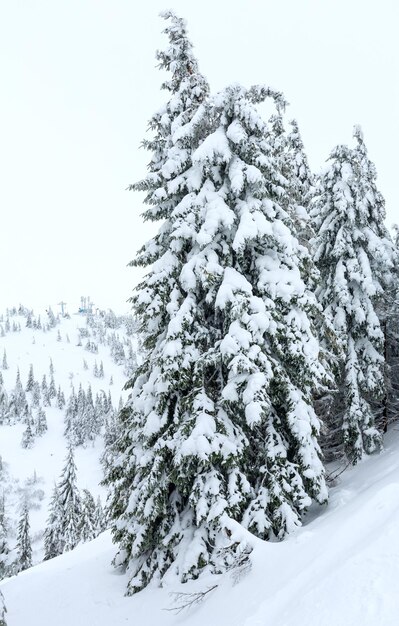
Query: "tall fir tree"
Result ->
[[106, 13, 327, 594], [57, 446, 81, 552], [383, 226, 399, 430], [312, 126, 395, 462], [16, 502, 32, 572], [43, 486, 63, 560]]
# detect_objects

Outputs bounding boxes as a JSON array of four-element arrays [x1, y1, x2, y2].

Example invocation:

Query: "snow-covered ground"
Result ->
[[2, 427, 399, 625]]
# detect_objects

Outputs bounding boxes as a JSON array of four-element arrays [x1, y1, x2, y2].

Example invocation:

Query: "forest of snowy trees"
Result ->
[[0, 304, 136, 587], [103, 11, 399, 596], [0, 11, 397, 623]]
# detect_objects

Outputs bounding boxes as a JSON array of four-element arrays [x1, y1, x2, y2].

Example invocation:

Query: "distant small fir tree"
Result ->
[[32, 382, 41, 408], [94, 496, 107, 534], [79, 490, 97, 543], [0, 497, 9, 580], [41, 375, 48, 395], [21, 420, 35, 449], [26, 364, 35, 393], [35, 408, 47, 436], [48, 375, 57, 400], [57, 386, 65, 410], [0, 589, 7, 626]]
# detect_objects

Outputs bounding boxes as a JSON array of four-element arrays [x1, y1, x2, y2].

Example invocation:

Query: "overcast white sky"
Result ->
[[1, 0, 398, 314]]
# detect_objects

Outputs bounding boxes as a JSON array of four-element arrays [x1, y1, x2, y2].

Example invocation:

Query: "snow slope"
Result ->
[[2, 429, 399, 625]]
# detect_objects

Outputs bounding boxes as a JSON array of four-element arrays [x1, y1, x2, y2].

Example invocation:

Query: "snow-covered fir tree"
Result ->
[[47, 308, 57, 329], [43, 486, 63, 560], [64, 387, 77, 440], [16, 502, 32, 572], [101, 404, 119, 476], [32, 381, 41, 408], [44, 449, 84, 558], [0, 590, 6, 626], [25, 364, 35, 393], [312, 126, 396, 462], [35, 407, 47, 436], [0, 382, 9, 425], [21, 419, 35, 449], [79, 489, 97, 543], [383, 226, 399, 429], [105, 12, 327, 594], [8, 369, 27, 421], [285, 119, 315, 246], [0, 498, 9, 580], [94, 496, 106, 534], [57, 386, 65, 410], [48, 375, 57, 401], [57, 446, 82, 552]]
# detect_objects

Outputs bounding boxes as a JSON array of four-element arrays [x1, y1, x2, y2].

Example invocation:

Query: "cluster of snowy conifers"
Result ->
[[0, 305, 136, 451], [0, 357, 117, 450], [0, 448, 106, 579], [103, 11, 399, 595]]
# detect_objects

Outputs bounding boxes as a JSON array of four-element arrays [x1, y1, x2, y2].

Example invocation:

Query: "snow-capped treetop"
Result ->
[[130, 10, 209, 229], [285, 119, 315, 243], [157, 10, 208, 101]]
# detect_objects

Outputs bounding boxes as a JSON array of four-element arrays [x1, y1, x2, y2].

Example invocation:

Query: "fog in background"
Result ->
[[1, 0, 398, 314]]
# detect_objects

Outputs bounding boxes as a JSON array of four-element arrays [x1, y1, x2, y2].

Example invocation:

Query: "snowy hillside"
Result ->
[[2, 429, 399, 625], [0, 304, 136, 567]]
